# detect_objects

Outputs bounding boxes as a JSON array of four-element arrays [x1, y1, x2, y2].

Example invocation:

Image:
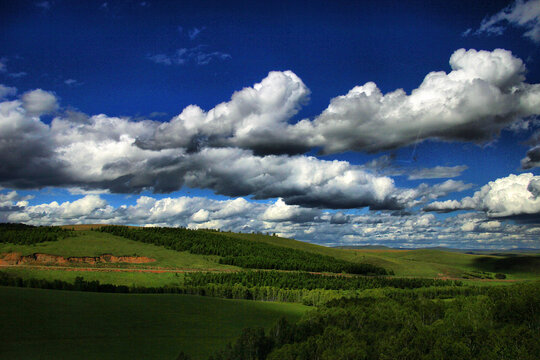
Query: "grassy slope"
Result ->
[[0, 286, 310, 360], [216, 232, 540, 279], [1, 228, 538, 280], [0, 230, 238, 270]]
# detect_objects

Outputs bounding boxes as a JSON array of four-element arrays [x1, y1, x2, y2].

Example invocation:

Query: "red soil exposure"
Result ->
[[0, 252, 155, 266]]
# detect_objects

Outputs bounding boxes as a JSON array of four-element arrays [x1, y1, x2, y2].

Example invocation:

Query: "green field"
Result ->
[[0, 286, 310, 360]]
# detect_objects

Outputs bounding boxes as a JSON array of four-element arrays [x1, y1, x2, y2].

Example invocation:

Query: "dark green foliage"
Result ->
[[186, 270, 462, 290], [99, 226, 387, 275], [176, 351, 192, 360], [474, 255, 540, 274], [211, 328, 273, 360], [212, 282, 540, 360], [0, 223, 73, 245], [495, 273, 507, 279]]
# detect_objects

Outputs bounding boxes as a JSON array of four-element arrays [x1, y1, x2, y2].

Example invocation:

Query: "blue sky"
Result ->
[[1, 0, 540, 249]]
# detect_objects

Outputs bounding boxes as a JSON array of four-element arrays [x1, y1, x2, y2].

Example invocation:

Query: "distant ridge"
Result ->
[[334, 245, 393, 250], [334, 245, 540, 254]]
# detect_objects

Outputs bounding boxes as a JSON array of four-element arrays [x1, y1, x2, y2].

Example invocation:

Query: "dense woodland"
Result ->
[[209, 282, 540, 360], [99, 226, 388, 275], [0, 223, 73, 245]]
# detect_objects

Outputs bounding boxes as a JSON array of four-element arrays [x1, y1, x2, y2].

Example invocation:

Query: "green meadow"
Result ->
[[0, 286, 310, 360]]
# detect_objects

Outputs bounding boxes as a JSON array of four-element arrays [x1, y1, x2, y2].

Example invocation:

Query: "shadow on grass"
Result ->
[[473, 255, 540, 274]]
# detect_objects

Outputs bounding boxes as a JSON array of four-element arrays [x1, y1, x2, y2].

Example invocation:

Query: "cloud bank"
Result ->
[[1, 48, 537, 213], [3, 192, 537, 249]]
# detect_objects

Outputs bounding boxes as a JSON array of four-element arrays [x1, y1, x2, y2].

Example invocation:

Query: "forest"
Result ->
[[209, 281, 540, 360], [99, 226, 388, 275], [0, 223, 73, 245]]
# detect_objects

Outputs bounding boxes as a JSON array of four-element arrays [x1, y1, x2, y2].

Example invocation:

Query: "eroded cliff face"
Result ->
[[0, 252, 155, 266]]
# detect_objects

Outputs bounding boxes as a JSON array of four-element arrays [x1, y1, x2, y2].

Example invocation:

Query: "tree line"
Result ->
[[0, 223, 73, 245], [185, 270, 462, 291], [0, 270, 472, 306], [99, 226, 389, 275]]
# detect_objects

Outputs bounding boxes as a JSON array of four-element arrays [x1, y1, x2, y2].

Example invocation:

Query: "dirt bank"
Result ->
[[0, 252, 155, 266]]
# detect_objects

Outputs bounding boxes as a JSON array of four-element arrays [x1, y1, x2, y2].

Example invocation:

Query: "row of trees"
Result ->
[[0, 223, 73, 245], [0, 270, 475, 306], [99, 226, 389, 275], [185, 270, 462, 291], [0, 271, 349, 305], [209, 281, 540, 360]]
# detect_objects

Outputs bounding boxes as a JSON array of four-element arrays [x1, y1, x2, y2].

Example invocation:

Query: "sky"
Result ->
[[1, 0, 540, 249]]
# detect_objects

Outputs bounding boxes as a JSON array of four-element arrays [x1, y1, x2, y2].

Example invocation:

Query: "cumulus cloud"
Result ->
[[521, 130, 540, 169], [0, 190, 32, 211], [299, 48, 540, 154], [0, 77, 477, 210], [140, 49, 540, 156], [261, 198, 321, 223], [22, 89, 58, 115], [138, 70, 310, 155], [475, 0, 540, 43], [425, 173, 540, 219]]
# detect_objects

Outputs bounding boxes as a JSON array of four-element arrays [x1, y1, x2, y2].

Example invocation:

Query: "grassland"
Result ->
[[214, 232, 540, 280], [0, 286, 310, 360], [2, 228, 539, 283]]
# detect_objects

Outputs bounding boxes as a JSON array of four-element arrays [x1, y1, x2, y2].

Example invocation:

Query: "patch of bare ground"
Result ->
[[0, 252, 155, 266]]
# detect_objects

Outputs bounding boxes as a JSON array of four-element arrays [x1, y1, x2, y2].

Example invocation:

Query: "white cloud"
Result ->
[[261, 198, 320, 222], [425, 173, 540, 218], [0, 85, 16, 100], [476, 0, 540, 43], [140, 49, 540, 156], [147, 46, 231, 66], [4, 192, 538, 249], [22, 89, 58, 115], [139, 70, 310, 155], [300, 48, 540, 154], [0, 83, 474, 210]]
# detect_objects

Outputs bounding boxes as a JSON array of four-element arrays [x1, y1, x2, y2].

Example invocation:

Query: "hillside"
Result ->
[[2, 225, 539, 281], [0, 286, 309, 360]]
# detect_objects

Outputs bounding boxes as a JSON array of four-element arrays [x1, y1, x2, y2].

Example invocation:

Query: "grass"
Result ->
[[0, 267, 188, 287], [0, 286, 311, 360]]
